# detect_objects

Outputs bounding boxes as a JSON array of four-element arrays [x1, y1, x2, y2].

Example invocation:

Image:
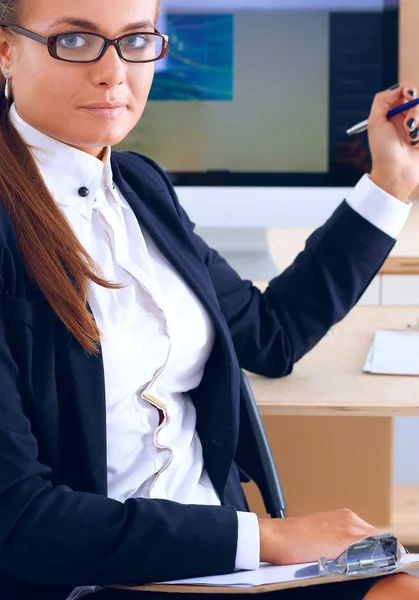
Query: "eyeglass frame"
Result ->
[[0, 24, 170, 64]]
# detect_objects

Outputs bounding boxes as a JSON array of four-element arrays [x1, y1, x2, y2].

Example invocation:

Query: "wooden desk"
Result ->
[[380, 256, 419, 276], [248, 306, 419, 418], [243, 307, 419, 543]]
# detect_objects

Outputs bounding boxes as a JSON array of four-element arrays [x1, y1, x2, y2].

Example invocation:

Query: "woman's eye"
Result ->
[[58, 35, 87, 48], [122, 35, 148, 49]]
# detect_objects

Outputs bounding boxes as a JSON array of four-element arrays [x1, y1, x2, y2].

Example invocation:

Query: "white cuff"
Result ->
[[346, 174, 411, 239], [235, 512, 260, 571]]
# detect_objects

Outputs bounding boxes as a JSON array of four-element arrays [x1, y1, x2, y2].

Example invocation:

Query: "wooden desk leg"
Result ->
[[243, 416, 392, 526]]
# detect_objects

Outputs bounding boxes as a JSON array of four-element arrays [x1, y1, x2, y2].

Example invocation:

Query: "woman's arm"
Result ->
[[182, 198, 395, 378]]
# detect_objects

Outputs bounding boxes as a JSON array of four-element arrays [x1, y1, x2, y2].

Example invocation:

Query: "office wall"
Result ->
[[118, 12, 330, 173], [393, 0, 419, 486], [394, 419, 419, 484]]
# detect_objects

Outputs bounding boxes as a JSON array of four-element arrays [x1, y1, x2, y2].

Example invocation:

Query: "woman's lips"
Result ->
[[81, 105, 126, 117]]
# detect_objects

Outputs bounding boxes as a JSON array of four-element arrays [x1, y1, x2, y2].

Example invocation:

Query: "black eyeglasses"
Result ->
[[0, 24, 170, 64]]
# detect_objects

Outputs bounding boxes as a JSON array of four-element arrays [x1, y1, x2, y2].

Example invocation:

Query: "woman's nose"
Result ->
[[92, 44, 127, 88]]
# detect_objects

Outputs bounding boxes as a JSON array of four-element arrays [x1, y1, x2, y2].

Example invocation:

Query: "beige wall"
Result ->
[[117, 11, 330, 173], [399, 0, 419, 88], [399, 0, 419, 199]]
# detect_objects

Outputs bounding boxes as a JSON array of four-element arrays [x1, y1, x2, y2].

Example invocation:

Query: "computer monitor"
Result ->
[[117, 0, 399, 278]]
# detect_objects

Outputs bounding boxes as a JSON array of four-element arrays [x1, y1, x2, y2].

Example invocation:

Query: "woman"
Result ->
[[0, 0, 418, 599]]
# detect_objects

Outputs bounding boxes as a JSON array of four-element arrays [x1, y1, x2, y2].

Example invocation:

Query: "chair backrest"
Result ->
[[238, 370, 286, 519]]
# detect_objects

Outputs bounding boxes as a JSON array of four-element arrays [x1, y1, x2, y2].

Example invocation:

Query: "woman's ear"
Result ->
[[0, 28, 14, 73]]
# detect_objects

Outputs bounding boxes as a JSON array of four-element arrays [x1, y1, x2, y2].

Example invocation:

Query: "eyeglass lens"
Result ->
[[55, 33, 164, 62]]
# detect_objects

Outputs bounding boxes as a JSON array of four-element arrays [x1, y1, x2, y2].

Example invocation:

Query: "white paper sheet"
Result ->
[[159, 554, 419, 588], [364, 337, 375, 372], [363, 330, 419, 376]]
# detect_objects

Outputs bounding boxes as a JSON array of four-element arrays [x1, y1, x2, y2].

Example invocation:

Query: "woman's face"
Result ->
[[1, 0, 159, 157]]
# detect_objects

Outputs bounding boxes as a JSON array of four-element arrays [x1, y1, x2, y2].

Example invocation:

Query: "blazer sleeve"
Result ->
[[144, 158, 396, 378], [0, 267, 238, 586]]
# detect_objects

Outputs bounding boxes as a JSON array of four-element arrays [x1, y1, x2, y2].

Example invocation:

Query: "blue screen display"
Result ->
[[150, 15, 234, 101]]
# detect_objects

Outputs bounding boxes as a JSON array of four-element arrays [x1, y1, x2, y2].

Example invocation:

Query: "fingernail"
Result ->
[[408, 89, 417, 97], [410, 128, 419, 139], [388, 83, 400, 90], [410, 140, 419, 146], [407, 118, 417, 129]]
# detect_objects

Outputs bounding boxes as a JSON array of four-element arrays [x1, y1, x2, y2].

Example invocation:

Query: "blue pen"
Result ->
[[346, 97, 419, 136]]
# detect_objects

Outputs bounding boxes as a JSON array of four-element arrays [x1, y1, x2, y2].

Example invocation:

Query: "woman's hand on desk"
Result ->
[[258, 509, 383, 565], [369, 83, 419, 203]]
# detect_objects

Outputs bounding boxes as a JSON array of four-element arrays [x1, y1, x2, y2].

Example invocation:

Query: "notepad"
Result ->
[[364, 330, 419, 376]]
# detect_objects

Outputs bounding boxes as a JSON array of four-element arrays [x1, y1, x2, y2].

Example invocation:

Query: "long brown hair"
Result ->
[[0, 0, 161, 355]]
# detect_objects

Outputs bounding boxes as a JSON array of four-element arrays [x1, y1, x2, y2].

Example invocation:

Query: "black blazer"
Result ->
[[0, 152, 395, 600]]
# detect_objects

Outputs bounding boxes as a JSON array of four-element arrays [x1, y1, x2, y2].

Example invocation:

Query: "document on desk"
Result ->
[[118, 554, 419, 594], [363, 329, 419, 376]]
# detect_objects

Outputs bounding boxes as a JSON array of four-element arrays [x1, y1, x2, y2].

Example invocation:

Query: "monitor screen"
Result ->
[[116, 0, 399, 187]]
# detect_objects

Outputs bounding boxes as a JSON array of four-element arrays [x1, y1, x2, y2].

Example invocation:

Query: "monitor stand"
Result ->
[[196, 227, 279, 282]]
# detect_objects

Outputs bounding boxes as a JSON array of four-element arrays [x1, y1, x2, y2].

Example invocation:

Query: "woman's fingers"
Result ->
[[368, 82, 419, 200], [399, 83, 417, 101], [371, 83, 419, 133], [396, 84, 419, 145], [407, 113, 419, 147]]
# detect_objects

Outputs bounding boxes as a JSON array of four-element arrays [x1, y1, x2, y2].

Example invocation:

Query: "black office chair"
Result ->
[[236, 370, 286, 519]]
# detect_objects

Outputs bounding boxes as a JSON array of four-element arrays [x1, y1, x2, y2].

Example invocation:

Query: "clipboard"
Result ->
[[113, 534, 419, 594]]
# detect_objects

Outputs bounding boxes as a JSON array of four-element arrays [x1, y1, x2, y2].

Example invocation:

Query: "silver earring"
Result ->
[[4, 69, 10, 99]]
